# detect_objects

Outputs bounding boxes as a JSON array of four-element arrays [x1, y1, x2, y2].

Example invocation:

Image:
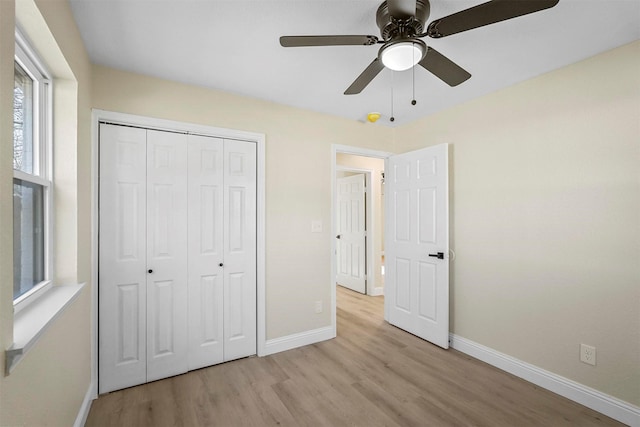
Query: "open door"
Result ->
[[336, 174, 367, 294], [385, 144, 449, 349]]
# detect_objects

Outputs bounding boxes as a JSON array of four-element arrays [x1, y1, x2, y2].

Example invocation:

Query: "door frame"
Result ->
[[335, 167, 373, 295], [331, 144, 393, 336], [90, 109, 266, 399]]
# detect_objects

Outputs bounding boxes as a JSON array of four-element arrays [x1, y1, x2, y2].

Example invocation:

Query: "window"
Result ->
[[13, 32, 52, 308]]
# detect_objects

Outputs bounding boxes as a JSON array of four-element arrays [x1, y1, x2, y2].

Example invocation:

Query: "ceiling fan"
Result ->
[[280, 0, 559, 95]]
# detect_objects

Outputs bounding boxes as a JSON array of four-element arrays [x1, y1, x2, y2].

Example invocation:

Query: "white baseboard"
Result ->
[[263, 326, 335, 356], [74, 380, 95, 427], [369, 287, 384, 297], [449, 334, 640, 427]]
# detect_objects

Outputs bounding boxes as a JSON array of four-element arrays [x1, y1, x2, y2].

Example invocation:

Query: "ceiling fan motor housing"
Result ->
[[376, 0, 431, 40]]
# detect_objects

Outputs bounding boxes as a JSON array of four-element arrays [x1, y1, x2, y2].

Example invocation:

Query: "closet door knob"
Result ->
[[148, 269, 153, 273], [219, 263, 223, 267]]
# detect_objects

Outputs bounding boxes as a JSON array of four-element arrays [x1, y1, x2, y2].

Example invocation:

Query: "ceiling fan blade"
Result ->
[[386, 0, 417, 20], [280, 35, 378, 47], [418, 47, 471, 87], [427, 0, 559, 38], [344, 58, 385, 95]]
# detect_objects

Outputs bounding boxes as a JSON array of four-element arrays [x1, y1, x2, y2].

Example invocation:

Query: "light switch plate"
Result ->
[[311, 220, 322, 233]]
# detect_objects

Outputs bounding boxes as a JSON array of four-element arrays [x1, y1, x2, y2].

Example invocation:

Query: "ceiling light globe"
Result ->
[[381, 42, 424, 71]]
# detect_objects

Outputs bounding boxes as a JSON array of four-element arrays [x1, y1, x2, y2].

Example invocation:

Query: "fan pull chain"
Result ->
[[412, 43, 417, 106], [411, 65, 417, 106], [390, 71, 395, 122]]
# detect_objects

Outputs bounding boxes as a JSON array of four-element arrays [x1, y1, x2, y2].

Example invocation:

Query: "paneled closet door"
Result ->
[[223, 140, 257, 361], [100, 124, 258, 393], [98, 124, 148, 394], [145, 130, 189, 382], [187, 135, 225, 371]]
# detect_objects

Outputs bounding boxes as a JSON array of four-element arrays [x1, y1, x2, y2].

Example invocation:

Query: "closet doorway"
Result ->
[[94, 113, 265, 394]]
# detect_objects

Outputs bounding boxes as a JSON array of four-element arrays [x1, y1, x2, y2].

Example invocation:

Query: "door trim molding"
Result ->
[[91, 109, 266, 399], [331, 144, 393, 338], [450, 334, 640, 426]]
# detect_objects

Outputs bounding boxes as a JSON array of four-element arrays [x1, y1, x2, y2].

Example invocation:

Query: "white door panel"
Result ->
[[187, 135, 225, 370], [336, 174, 366, 294], [223, 140, 257, 361], [100, 125, 257, 392], [99, 124, 147, 393], [146, 130, 189, 381], [386, 144, 449, 349]]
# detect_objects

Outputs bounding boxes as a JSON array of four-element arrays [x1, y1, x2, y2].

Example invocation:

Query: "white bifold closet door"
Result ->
[[187, 135, 224, 370], [99, 124, 256, 394], [187, 135, 256, 370], [145, 129, 189, 382], [99, 124, 148, 393]]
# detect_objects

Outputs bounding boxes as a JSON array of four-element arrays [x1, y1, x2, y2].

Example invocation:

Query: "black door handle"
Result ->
[[219, 263, 223, 267], [148, 269, 153, 273], [336, 235, 341, 239], [428, 252, 444, 260]]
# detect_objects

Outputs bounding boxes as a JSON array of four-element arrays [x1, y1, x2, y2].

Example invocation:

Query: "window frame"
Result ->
[[13, 29, 54, 314]]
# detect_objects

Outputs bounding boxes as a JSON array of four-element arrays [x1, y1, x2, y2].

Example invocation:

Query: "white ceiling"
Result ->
[[69, 0, 640, 127]]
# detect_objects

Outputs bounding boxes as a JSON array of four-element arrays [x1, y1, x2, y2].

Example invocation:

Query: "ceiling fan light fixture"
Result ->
[[380, 40, 425, 71]]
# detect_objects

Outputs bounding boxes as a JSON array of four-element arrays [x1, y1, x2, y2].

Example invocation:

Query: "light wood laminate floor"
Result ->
[[86, 286, 623, 426]]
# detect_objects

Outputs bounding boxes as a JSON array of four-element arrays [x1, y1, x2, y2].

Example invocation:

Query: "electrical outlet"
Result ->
[[580, 344, 596, 366], [315, 300, 323, 314]]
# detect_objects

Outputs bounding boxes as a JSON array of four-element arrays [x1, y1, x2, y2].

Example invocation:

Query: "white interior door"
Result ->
[[100, 124, 258, 393], [223, 140, 257, 361], [385, 143, 449, 349], [187, 135, 224, 370], [336, 174, 367, 294], [98, 124, 147, 394], [145, 130, 189, 382]]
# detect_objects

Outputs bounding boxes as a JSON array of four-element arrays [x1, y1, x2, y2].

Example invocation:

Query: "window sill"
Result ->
[[5, 283, 85, 374]]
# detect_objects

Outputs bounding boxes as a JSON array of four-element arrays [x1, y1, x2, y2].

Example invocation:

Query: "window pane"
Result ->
[[14, 62, 34, 174], [13, 179, 45, 300]]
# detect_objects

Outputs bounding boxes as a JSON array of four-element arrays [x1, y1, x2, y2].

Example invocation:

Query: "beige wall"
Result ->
[[397, 41, 640, 405], [336, 154, 386, 291], [91, 65, 395, 339], [0, 0, 93, 425], [1, 1, 637, 423]]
